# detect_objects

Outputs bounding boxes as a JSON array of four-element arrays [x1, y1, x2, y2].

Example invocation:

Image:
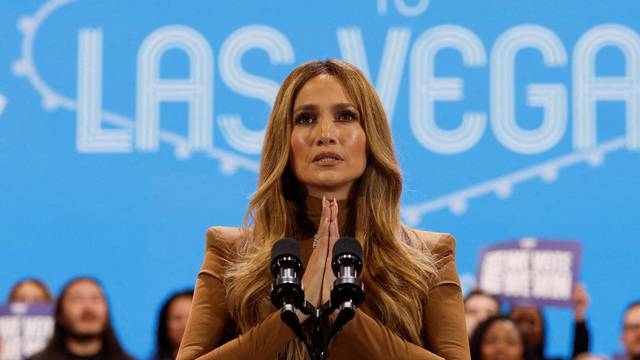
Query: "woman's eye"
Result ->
[[295, 113, 314, 125], [338, 110, 357, 122], [296, 113, 314, 124]]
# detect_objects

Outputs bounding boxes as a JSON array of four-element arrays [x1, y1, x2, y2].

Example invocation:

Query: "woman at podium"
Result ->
[[177, 59, 470, 360]]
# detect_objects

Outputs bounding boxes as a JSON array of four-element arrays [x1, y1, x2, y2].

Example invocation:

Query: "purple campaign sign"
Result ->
[[477, 238, 582, 308], [0, 303, 54, 360]]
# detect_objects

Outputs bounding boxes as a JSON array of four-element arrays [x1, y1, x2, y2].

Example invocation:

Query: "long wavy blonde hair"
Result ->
[[223, 59, 438, 359]]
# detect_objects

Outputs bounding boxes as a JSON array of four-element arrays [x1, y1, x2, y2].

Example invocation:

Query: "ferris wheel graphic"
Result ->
[[13, 0, 634, 225]]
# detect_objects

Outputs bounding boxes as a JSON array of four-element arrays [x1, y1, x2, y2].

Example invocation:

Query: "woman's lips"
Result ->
[[313, 157, 342, 166], [312, 151, 343, 162]]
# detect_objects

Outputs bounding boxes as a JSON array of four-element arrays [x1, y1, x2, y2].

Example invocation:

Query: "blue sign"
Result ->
[[478, 238, 582, 308]]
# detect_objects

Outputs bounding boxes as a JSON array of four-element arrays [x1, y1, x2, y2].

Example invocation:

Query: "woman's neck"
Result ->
[[65, 337, 102, 357], [304, 194, 351, 234]]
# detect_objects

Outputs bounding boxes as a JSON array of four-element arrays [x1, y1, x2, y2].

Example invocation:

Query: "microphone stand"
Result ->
[[279, 298, 356, 360], [272, 236, 363, 359]]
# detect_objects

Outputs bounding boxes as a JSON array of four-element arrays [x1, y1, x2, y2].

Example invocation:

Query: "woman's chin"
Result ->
[[304, 178, 354, 197]]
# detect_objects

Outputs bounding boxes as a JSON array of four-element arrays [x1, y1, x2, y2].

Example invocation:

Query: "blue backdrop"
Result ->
[[1, 0, 639, 358]]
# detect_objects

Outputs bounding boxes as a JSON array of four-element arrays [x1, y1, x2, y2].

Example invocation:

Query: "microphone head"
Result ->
[[332, 236, 362, 260], [332, 236, 363, 275], [270, 238, 302, 275]]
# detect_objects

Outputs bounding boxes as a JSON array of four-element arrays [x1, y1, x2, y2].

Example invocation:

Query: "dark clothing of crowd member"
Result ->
[[31, 349, 111, 360]]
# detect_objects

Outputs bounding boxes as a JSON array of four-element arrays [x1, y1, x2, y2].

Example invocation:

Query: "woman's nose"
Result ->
[[315, 115, 337, 145]]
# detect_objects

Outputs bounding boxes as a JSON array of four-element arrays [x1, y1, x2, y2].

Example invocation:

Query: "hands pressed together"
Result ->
[[298, 196, 340, 322]]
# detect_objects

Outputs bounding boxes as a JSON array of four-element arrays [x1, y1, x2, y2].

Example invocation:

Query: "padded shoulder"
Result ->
[[199, 226, 249, 280], [401, 225, 456, 257], [205, 226, 246, 252], [402, 226, 460, 288]]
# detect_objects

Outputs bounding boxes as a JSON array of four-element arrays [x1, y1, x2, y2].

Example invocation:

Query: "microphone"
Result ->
[[270, 238, 310, 348], [330, 236, 364, 316], [270, 238, 304, 310]]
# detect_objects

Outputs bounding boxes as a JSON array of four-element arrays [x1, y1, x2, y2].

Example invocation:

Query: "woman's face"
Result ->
[[167, 296, 192, 347], [622, 305, 640, 357], [11, 281, 50, 303], [465, 294, 500, 336], [290, 74, 367, 200], [510, 306, 543, 348], [480, 320, 525, 360], [60, 280, 108, 338]]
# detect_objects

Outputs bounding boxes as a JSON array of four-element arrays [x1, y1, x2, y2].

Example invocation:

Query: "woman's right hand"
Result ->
[[299, 196, 332, 321]]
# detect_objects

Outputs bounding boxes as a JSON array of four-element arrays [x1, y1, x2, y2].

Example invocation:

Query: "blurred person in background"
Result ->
[[28, 277, 133, 360], [470, 315, 534, 360], [509, 284, 590, 360], [573, 354, 606, 360], [152, 290, 193, 360], [620, 301, 640, 360], [2, 278, 54, 355], [8, 278, 54, 303], [466, 289, 501, 337]]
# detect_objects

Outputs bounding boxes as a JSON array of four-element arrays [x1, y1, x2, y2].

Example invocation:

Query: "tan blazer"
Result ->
[[177, 226, 471, 360]]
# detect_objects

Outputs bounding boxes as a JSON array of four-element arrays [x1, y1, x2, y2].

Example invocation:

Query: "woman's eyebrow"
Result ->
[[293, 104, 318, 113], [332, 102, 357, 111]]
